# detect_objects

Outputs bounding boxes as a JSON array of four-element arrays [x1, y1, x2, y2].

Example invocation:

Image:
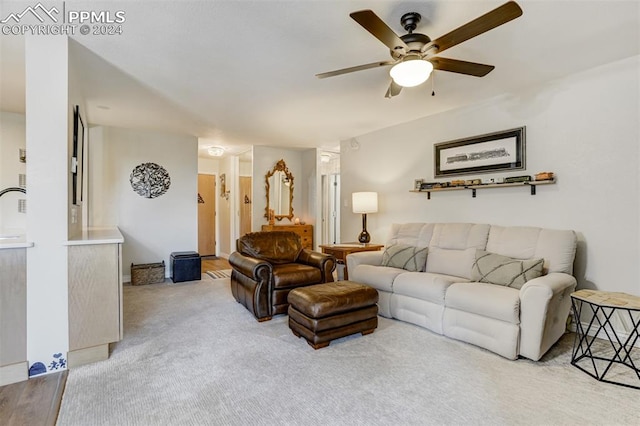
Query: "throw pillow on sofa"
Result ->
[[471, 250, 544, 289], [381, 244, 428, 272]]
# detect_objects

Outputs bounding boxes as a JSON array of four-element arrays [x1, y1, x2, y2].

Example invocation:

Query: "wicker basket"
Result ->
[[131, 261, 165, 285]]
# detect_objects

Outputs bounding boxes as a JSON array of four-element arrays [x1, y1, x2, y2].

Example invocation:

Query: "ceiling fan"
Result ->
[[316, 1, 523, 98]]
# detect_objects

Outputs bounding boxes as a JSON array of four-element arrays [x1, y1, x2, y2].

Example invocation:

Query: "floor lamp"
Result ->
[[352, 192, 378, 244]]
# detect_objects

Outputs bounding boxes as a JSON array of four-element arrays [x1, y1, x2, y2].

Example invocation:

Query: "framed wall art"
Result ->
[[71, 105, 85, 205], [434, 127, 525, 178]]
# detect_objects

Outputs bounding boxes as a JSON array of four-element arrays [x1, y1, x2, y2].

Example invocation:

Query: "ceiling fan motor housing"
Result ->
[[392, 33, 431, 60]]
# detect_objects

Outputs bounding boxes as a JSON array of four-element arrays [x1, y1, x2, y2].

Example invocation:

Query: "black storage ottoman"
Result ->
[[170, 251, 201, 283]]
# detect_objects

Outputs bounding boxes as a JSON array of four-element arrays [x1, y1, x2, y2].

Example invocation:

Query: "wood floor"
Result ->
[[0, 370, 67, 426], [0, 257, 230, 425]]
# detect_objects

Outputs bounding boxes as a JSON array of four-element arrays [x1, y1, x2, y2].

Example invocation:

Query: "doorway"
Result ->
[[198, 174, 216, 256], [321, 173, 340, 244]]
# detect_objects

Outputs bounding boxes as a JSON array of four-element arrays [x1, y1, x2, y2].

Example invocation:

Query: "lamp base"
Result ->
[[358, 213, 371, 243], [358, 230, 371, 244]]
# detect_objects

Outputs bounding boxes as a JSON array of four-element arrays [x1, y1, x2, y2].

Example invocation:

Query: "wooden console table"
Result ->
[[319, 243, 384, 280], [571, 289, 640, 389]]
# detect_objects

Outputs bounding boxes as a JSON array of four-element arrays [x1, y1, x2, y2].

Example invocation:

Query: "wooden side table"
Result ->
[[571, 289, 640, 389], [319, 243, 384, 280]]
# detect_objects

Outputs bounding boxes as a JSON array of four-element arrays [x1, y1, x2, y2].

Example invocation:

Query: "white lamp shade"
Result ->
[[352, 192, 378, 214], [389, 59, 433, 87]]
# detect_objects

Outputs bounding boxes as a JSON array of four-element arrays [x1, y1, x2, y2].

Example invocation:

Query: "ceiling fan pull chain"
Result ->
[[431, 72, 436, 96]]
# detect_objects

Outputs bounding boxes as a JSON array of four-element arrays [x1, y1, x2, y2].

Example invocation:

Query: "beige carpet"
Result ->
[[57, 275, 639, 425]]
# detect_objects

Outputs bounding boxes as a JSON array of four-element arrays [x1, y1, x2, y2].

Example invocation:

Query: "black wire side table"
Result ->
[[571, 289, 640, 389]]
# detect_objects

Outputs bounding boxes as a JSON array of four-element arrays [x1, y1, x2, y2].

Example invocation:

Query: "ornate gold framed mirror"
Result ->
[[265, 159, 294, 221]]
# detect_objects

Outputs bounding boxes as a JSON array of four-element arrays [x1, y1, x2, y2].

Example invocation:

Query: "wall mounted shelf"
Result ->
[[410, 179, 556, 200]]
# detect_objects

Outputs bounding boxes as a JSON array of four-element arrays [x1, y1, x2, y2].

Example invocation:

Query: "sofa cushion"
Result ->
[[387, 223, 435, 248], [381, 244, 428, 272], [238, 231, 302, 264], [445, 282, 520, 324], [471, 250, 544, 289], [393, 272, 468, 304], [350, 264, 404, 292], [426, 247, 476, 280], [272, 263, 322, 289], [429, 223, 490, 251], [486, 226, 577, 275]]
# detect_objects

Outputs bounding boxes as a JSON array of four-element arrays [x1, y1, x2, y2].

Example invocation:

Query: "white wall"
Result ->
[[25, 36, 70, 376], [340, 56, 640, 297], [88, 126, 198, 279], [198, 157, 220, 175], [0, 112, 26, 234]]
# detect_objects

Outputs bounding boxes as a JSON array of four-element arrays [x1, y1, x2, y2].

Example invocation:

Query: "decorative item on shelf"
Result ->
[[535, 172, 554, 181], [451, 179, 466, 187], [503, 175, 532, 183], [414, 179, 423, 190], [352, 192, 378, 244], [268, 208, 275, 225], [419, 182, 436, 190], [294, 217, 301, 225]]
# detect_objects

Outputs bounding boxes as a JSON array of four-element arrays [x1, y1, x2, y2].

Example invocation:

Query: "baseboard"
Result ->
[[0, 361, 28, 386], [569, 320, 640, 348], [68, 344, 109, 368]]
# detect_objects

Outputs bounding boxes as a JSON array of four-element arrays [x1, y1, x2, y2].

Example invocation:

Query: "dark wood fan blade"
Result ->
[[385, 81, 403, 98], [350, 10, 409, 51], [316, 60, 395, 79], [429, 57, 495, 77], [424, 1, 523, 54]]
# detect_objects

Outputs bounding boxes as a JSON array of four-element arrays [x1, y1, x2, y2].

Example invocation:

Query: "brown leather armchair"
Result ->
[[229, 231, 336, 322]]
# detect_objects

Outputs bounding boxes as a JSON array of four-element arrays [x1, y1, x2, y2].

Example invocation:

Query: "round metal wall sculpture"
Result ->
[[130, 162, 171, 199]]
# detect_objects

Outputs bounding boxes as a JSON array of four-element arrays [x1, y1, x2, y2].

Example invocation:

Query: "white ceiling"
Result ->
[[1, 1, 639, 158]]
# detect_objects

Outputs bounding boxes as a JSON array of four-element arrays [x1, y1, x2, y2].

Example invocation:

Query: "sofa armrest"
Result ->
[[229, 251, 273, 281], [297, 249, 336, 282], [519, 272, 577, 360], [346, 251, 384, 273]]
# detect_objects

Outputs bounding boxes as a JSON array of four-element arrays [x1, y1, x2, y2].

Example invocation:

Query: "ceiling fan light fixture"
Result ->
[[389, 57, 433, 87], [207, 146, 225, 157]]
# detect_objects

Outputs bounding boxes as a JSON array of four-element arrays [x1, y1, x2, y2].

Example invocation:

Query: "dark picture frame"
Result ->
[[434, 127, 525, 178], [72, 105, 85, 205]]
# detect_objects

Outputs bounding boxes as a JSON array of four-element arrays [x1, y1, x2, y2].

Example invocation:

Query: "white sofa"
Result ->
[[347, 223, 577, 360]]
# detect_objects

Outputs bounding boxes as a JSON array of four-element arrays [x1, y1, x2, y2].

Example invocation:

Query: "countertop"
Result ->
[[65, 227, 124, 246], [0, 235, 33, 249]]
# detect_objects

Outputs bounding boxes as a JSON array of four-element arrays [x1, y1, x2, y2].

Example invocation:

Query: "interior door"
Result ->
[[239, 176, 252, 236], [321, 173, 340, 244], [198, 174, 216, 256]]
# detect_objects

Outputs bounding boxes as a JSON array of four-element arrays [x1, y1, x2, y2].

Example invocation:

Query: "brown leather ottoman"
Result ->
[[287, 280, 378, 349]]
